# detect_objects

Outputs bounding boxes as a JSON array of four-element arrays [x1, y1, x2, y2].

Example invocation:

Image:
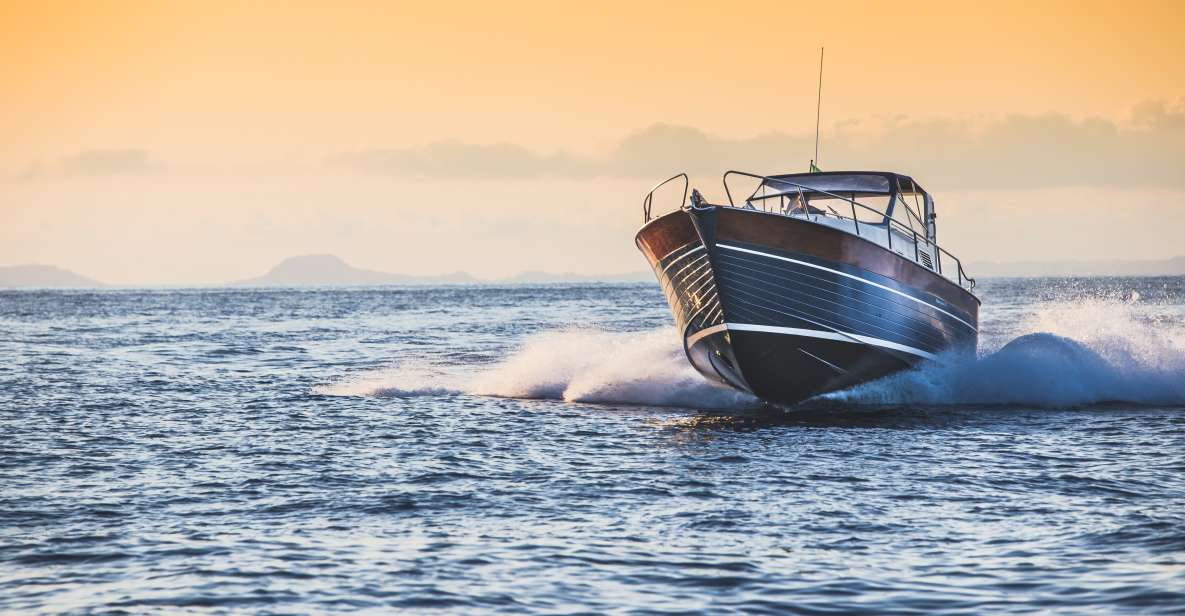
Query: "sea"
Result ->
[[2, 277, 1184, 614]]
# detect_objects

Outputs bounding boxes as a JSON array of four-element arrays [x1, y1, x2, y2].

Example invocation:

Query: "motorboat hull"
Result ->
[[636, 206, 979, 405]]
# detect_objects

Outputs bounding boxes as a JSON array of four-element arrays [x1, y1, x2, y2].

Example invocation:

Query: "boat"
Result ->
[[635, 170, 979, 405]]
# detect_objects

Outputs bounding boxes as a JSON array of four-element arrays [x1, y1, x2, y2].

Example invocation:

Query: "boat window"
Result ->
[[894, 194, 928, 237], [783, 193, 827, 216], [890, 197, 918, 234], [805, 192, 889, 224], [893, 178, 929, 233], [852, 194, 890, 224]]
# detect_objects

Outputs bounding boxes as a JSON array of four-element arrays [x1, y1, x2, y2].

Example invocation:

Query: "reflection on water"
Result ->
[[650, 404, 1185, 444], [649, 406, 948, 432]]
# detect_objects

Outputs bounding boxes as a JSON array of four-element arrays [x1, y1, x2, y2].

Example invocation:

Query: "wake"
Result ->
[[834, 299, 1185, 407], [829, 332, 1185, 407], [315, 300, 1185, 409], [313, 328, 759, 409]]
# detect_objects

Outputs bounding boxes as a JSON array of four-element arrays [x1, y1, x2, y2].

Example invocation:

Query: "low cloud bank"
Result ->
[[337, 99, 1185, 189], [332, 141, 593, 179], [24, 99, 1185, 190], [20, 149, 164, 180]]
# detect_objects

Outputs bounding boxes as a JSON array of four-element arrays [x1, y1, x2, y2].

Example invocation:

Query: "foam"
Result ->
[[311, 368, 462, 398], [315, 327, 758, 410], [832, 299, 1185, 407], [468, 328, 757, 409]]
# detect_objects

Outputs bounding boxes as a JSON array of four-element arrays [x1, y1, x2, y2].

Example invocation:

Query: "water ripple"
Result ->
[[1, 281, 1184, 613]]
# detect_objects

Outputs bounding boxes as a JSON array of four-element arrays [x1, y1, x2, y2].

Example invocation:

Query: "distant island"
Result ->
[[6, 254, 1185, 288], [233, 255, 652, 286], [232, 254, 479, 286], [499, 270, 652, 284], [0, 265, 105, 288]]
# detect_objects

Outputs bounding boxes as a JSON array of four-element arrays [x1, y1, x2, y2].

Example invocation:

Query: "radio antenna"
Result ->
[[812, 47, 824, 172]]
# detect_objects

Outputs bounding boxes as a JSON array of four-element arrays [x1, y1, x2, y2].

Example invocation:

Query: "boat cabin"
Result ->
[[733, 171, 971, 288]]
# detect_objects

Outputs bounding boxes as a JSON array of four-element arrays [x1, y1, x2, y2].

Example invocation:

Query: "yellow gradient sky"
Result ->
[[3, 1, 1184, 283]]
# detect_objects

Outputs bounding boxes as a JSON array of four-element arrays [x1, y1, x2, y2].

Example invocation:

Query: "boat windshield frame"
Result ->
[[746, 171, 929, 235]]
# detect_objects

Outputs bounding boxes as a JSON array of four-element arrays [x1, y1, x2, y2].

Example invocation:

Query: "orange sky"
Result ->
[[2, 1, 1184, 283], [5, 1, 1184, 160]]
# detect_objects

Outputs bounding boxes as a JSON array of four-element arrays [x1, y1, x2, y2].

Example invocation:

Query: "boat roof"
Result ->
[[758, 171, 927, 198]]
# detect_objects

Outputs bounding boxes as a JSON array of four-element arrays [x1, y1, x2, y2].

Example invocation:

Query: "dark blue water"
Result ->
[[2, 279, 1184, 614]]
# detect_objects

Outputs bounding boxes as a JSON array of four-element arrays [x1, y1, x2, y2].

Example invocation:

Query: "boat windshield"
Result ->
[[747, 172, 929, 232], [748, 173, 896, 224]]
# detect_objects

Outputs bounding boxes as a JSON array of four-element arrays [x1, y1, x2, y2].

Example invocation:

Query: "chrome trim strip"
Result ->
[[682, 293, 722, 328], [664, 253, 708, 285], [798, 348, 848, 374], [659, 244, 705, 275]]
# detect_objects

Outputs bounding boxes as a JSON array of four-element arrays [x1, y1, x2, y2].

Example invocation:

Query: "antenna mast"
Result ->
[[813, 47, 824, 172]]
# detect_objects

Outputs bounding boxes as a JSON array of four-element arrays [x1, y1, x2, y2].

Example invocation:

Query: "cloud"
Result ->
[[1131, 99, 1185, 133], [59, 149, 162, 176], [335, 99, 1185, 190], [17, 149, 165, 180], [331, 141, 596, 179], [19, 100, 1185, 190]]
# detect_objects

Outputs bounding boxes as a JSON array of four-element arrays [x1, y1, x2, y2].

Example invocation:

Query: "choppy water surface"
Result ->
[[2, 278, 1184, 614]]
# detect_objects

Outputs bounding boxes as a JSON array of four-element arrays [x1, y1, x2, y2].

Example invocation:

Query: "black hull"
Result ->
[[636, 207, 979, 405]]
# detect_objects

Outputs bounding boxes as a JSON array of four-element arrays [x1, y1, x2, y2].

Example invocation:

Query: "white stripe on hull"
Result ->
[[685, 322, 938, 361], [716, 243, 977, 333], [685, 323, 728, 347]]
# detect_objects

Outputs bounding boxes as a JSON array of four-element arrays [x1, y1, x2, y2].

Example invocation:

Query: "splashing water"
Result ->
[[315, 328, 759, 409], [468, 329, 757, 408], [318, 294, 1185, 410], [831, 332, 1185, 407], [834, 296, 1185, 407]]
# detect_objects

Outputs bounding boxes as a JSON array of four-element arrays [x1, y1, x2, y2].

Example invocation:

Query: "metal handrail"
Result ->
[[713, 170, 975, 290], [641, 173, 689, 223]]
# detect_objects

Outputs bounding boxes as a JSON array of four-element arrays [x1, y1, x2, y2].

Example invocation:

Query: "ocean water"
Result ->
[[2, 277, 1184, 614]]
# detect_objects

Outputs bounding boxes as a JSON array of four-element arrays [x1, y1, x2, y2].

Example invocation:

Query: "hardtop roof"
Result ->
[[759, 171, 927, 198]]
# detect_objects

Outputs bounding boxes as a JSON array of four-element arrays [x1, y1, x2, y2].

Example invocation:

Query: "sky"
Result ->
[[3, 0, 1184, 284]]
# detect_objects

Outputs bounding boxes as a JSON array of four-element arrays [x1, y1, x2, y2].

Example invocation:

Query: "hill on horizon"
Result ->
[[232, 254, 478, 286], [0, 265, 104, 288], [235, 255, 652, 286], [502, 270, 652, 284]]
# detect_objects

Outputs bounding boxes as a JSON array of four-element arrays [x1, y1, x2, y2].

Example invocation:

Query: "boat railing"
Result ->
[[641, 173, 688, 224], [640, 170, 975, 290]]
